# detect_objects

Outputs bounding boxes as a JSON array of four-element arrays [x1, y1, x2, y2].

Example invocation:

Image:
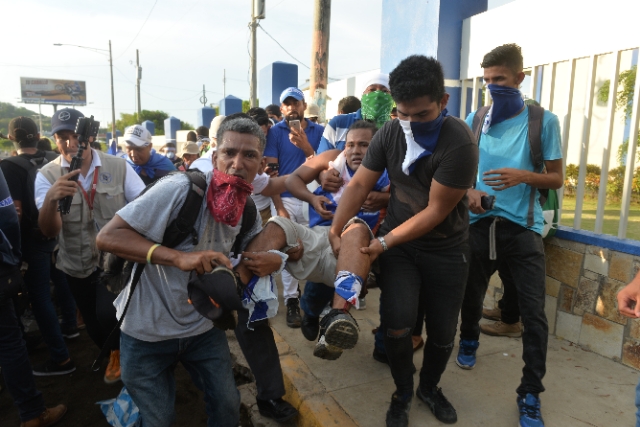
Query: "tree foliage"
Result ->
[[597, 65, 637, 121], [0, 102, 48, 136], [110, 110, 194, 134]]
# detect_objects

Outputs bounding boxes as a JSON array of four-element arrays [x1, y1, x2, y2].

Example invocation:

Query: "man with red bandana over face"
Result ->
[[96, 116, 299, 426]]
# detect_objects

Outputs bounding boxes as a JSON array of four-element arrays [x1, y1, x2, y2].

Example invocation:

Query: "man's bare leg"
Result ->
[[314, 221, 372, 360], [331, 222, 372, 309]]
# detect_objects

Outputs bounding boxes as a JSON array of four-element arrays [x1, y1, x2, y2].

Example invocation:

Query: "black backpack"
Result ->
[[2, 151, 58, 236], [471, 104, 547, 227], [92, 169, 257, 370]]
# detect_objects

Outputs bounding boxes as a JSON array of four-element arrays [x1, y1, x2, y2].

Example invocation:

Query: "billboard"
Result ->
[[20, 77, 87, 105]]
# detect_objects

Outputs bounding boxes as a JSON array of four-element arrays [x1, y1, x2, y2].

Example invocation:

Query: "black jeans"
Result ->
[[497, 266, 521, 324], [234, 310, 285, 401], [66, 271, 110, 350], [460, 218, 548, 396], [378, 241, 470, 396], [0, 296, 45, 422]]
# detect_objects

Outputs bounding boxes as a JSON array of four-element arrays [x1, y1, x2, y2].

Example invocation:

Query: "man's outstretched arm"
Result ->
[[97, 215, 231, 275]]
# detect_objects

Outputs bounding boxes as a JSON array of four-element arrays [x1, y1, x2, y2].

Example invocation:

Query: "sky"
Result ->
[[1, 0, 382, 128]]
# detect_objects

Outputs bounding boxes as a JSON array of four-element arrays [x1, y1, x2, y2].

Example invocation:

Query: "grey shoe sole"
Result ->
[[324, 317, 359, 350], [313, 336, 343, 360]]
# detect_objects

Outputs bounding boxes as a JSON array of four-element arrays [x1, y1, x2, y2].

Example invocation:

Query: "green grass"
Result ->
[[560, 195, 640, 240]]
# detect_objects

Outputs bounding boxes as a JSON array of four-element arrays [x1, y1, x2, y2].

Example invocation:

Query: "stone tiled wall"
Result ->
[[484, 236, 640, 370]]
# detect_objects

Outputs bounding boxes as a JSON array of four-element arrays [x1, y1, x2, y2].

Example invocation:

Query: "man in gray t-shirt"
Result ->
[[97, 117, 296, 427]]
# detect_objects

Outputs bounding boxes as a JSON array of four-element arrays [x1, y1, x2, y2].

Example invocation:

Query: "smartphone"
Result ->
[[480, 195, 496, 210], [289, 120, 301, 132], [267, 162, 279, 171]]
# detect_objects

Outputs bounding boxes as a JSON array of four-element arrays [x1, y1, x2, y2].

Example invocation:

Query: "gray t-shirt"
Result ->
[[114, 172, 261, 342], [362, 116, 478, 251]]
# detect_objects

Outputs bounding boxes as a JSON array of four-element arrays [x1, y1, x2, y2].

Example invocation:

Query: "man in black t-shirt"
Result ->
[[0, 117, 78, 377], [329, 56, 478, 427]]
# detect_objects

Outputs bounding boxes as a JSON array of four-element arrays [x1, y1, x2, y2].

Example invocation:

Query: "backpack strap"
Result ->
[[526, 104, 547, 227], [470, 106, 491, 189], [471, 106, 491, 144], [231, 197, 257, 257]]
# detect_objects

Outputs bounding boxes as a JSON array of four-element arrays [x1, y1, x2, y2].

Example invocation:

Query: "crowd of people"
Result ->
[[14, 42, 640, 427]]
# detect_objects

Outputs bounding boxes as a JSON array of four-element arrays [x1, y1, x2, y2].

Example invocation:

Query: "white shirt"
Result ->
[[35, 149, 146, 210]]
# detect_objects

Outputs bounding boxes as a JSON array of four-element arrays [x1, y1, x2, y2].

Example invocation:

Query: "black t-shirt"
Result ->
[[362, 116, 478, 251], [0, 151, 54, 243]]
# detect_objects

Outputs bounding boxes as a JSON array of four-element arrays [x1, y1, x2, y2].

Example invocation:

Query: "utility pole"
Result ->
[[223, 69, 226, 99], [249, 1, 258, 107], [136, 49, 142, 117], [309, 0, 331, 123], [109, 40, 117, 145], [200, 85, 208, 106]]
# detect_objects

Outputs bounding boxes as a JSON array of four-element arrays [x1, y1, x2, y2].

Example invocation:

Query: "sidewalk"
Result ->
[[269, 286, 638, 426]]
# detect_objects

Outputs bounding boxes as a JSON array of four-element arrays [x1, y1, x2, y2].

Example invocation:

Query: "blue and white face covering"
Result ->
[[400, 109, 446, 175], [482, 84, 525, 134]]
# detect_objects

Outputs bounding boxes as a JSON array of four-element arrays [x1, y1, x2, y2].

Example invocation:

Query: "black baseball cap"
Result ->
[[8, 116, 39, 144], [51, 108, 84, 134], [187, 267, 245, 320]]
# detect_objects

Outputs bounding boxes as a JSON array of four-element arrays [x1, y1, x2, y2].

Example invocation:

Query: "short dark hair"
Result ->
[[338, 96, 361, 114], [247, 107, 271, 127], [481, 44, 523, 75], [389, 55, 445, 104], [186, 131, 197, 142], [265, 104, 282, 118], [196, 126, 209, 137], [217, 116, 266, 153], [345, 120, 378, 142], [37, 137, 53, 151]]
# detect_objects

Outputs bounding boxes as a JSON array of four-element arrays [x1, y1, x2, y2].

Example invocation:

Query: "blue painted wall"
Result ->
[[164, 116, 181, 143], [381, 0, 440, 74], [141, 120, 155, 135], [380, 0, 487, 117], [196, 107, 216, 128], [259, 62, 298, 107], [219, 95, 242, 116]]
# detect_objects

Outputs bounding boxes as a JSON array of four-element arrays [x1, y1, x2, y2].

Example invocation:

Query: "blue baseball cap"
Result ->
[[51, 108, 85, 134], [279, 87, 305, 104]]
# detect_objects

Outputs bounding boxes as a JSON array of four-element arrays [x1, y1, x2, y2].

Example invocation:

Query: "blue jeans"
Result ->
[[300, 281, 334, 318], [22, 242, 71, 363], [460, 218, 548, 396], [0, 296, 45, 422], [120, 328, 240, 427]]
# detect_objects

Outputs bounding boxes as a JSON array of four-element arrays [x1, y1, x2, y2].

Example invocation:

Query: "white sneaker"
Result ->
[[356, 297, 366, 310]]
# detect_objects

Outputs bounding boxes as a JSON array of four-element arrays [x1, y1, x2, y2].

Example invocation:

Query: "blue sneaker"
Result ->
[[517, 394, 545, 427], [455, 339, 479, 370]]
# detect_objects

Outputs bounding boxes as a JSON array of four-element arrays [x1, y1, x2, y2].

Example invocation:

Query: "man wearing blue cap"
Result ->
[[264, 87, 323, 328], [35, 108, 145, 384]]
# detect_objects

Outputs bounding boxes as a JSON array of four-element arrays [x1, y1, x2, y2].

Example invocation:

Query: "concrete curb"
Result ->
[[272, 327, 360, 427]]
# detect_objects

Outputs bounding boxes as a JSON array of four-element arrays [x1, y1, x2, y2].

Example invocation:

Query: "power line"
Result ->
[[115, 0, 160, 60], [257, 23, 310, 70]]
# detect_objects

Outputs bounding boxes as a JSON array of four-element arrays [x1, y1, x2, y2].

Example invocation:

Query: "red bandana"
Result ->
[[206, 169, 254, 227]]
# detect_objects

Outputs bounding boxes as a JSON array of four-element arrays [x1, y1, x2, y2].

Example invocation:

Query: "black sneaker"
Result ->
[[386, 392, 412, 427], [321, 309, 359, 350], [33, 359, 76, 376], [416, 385, 457, 424], [286, 298, 302, 328], [373, 347, 389, 364], [301, 314, 320, 341], [61, 325, 79, 339]]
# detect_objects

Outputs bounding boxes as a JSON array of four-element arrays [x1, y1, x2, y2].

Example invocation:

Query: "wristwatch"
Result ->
[[377, 236, 389, 251]]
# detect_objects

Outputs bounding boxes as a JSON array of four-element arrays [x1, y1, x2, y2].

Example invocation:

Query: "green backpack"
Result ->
[[471, 104, 558, 239]]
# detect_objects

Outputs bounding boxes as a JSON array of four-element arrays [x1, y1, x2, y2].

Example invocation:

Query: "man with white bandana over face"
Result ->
[[457, 44, 563, 427], [328, 56, 478, 427]]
